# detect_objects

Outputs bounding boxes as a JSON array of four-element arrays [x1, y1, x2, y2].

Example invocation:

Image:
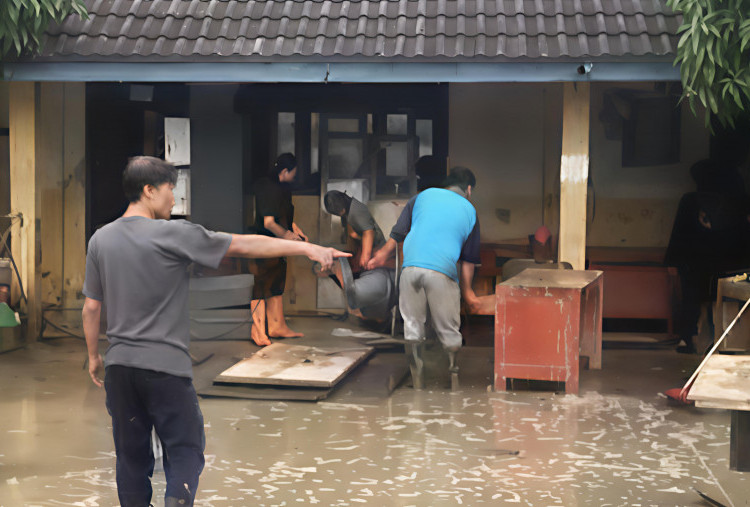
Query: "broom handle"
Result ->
[[681, 294, 750, 394]]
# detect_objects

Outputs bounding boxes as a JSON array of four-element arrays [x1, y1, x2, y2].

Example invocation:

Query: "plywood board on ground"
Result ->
[[214, 342, 373, 388], [688, 355, 750, 411], [198, 383, 331, 401]]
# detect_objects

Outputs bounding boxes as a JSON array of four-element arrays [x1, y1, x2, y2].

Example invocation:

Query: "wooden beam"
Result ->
[[62, 83, 86, 308], [558, 82, 590, 270], [9, 82, 41, 340]]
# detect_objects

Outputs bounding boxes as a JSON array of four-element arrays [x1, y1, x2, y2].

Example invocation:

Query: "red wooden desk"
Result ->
[[495, 269, 603, 394]]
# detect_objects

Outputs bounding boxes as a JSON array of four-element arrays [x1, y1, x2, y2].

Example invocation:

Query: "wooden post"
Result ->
[[62, 83, 86, 308], [9, 82, 42, 340], [39, 83, 65, 308], [558, 82, 590, 270]]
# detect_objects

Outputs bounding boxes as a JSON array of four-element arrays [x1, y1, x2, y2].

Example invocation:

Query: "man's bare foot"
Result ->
[[269, 326, 304, 339], [251, 326, 272, 346]]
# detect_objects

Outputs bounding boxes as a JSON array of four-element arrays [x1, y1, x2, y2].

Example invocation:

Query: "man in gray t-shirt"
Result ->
[[322, 191, 395, 324], [323, 190, 386, 270], [83, 156, 348, 507]]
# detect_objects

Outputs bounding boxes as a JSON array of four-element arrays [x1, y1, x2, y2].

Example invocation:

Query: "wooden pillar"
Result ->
[[558, 82, 590, 270], [62, 83, 86, 308], [9, 82, 42, 340], [39, 83, 65, 308], [8, 82, 85, 341]]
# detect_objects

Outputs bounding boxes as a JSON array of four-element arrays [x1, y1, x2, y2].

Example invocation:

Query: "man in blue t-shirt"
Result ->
[[368, 167, 481, 389], [83, 156, 348, 506]]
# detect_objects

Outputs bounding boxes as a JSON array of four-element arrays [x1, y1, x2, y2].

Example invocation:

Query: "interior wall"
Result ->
[[587, 82, 709, 247], [448, 82, 710, 249], [190, 85, 243, 233], [448, 83, 547, 243]]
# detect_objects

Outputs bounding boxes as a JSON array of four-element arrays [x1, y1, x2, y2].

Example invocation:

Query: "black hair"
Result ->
[[415, 155, 445, 191], [271, 152, 297, 177], [122, 156, 178, 203], [442, 166, 476, 192], [324, 190, 353, 215]]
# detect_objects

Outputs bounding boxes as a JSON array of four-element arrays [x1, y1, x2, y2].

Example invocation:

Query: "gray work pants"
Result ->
[[399, 266, 461, 351]]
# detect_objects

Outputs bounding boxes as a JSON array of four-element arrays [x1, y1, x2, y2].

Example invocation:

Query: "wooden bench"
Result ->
[[587, 247, 677, 335]]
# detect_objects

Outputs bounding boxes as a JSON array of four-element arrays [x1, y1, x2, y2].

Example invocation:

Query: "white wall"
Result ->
[[449, 83, 547, 243], [587, 82, 709, 247], [448, 82, 711, 248]]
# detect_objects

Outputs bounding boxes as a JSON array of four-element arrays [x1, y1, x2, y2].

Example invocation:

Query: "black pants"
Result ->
[[105, 365, 205, 506]]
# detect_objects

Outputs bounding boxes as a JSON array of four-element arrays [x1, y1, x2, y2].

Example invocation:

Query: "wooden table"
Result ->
[[494, 269, 603, 394], [687, 354, 750, 471]]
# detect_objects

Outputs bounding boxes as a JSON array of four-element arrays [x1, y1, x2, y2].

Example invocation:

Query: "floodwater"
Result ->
[[0, 316, 747, 506]]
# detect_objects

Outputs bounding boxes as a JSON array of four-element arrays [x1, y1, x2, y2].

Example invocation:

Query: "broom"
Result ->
[[665, 290, 750, 404]]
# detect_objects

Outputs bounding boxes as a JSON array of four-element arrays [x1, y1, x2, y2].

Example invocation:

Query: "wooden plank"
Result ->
[[62, 83, 87, 308], [9, 82, 41, 340], [688, 355, 750, 411], [558, 82, 590, 270], [215, 342, 373, 388], [39, 83, 65, 308], [198, 383, 331, 401], [499, 268, 602, 289]]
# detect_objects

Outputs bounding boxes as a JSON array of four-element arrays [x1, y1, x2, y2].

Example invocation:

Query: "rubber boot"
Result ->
[[405, 342, 425, 390], [447, 348, 459, 391], [165, 497, 189, 506]]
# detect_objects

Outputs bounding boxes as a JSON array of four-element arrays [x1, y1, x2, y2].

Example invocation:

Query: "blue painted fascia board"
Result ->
[[3, 61, 680, 83]]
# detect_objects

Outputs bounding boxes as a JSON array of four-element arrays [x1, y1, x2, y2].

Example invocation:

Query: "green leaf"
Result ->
[[730, 85, 744, 109], [706, 37, 715, 64], [740, 33, 749, 53], [693, 30, 701, 54], [44, 0, 56, 18], [29, 0, 40, 17]]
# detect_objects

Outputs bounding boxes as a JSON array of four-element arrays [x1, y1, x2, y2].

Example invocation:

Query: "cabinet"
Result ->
[[495, 269, 603, 394]]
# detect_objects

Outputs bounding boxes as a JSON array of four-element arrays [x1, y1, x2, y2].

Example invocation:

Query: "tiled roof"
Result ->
[[38, 0, 681, 62]]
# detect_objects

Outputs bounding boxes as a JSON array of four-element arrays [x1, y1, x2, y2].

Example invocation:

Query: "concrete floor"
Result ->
[[0, 315, 748, 506]]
